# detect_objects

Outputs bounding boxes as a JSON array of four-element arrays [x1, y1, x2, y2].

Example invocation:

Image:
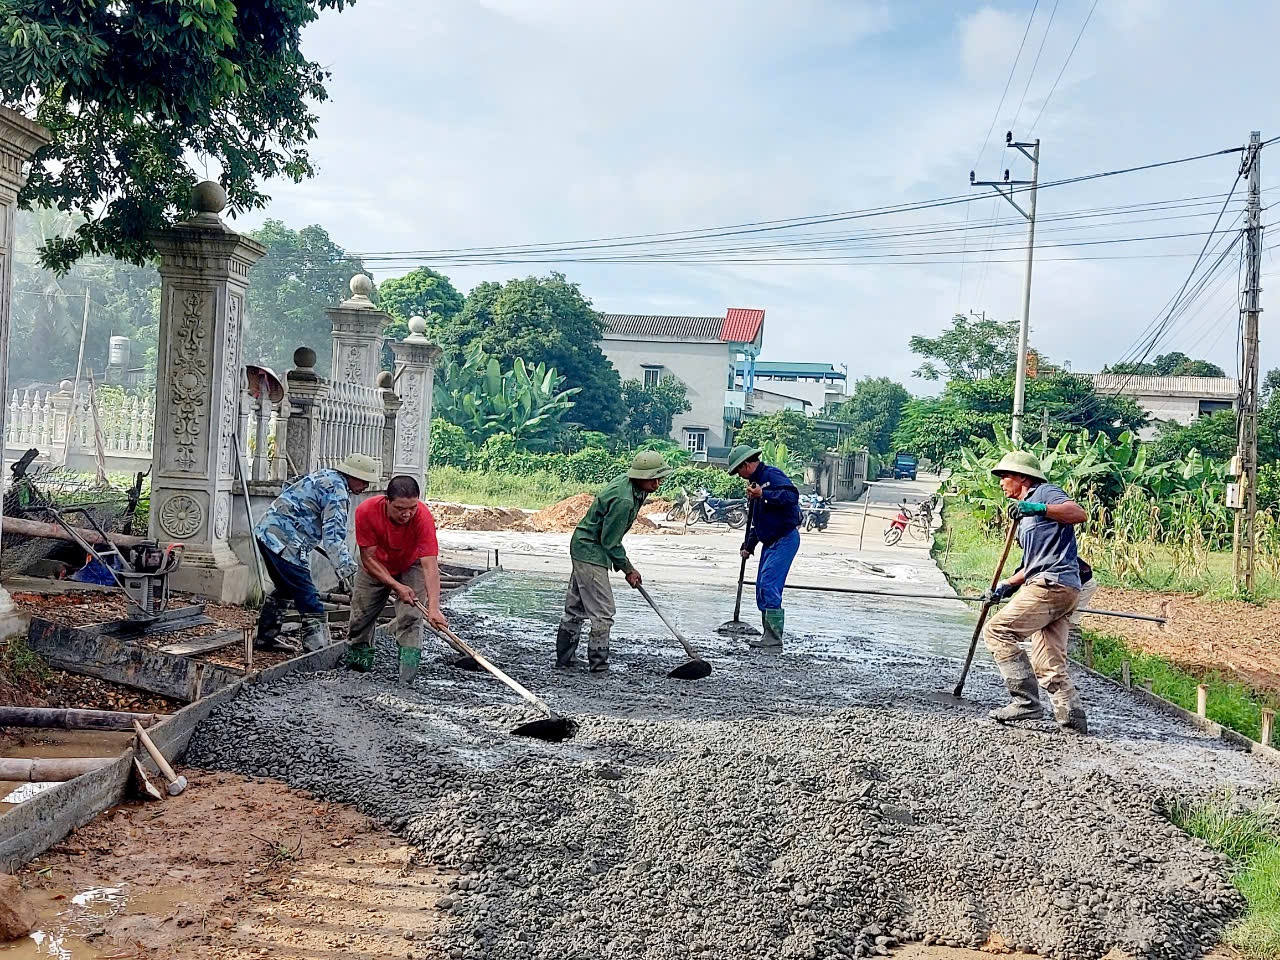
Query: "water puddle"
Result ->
[[3, 886, 134, 959], [0, 731, 132, 811]]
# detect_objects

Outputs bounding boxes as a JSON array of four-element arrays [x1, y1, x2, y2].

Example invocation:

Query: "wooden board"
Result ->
[[156, 630, 243, 657]]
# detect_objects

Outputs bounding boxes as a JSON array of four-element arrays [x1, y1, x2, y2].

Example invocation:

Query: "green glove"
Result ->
[[1014, 500, 1048, 517]]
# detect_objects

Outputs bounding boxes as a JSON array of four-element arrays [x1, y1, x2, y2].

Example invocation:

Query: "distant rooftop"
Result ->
[[1086, 373, 1238, 399], [600, 308, 765, 345], [736, 361, 846, 380]]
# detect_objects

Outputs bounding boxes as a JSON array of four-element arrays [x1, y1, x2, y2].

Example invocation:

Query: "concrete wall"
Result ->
[[601, 337, 733, 450], [807, 451, 867, 501], [740, 376, 845, 414]]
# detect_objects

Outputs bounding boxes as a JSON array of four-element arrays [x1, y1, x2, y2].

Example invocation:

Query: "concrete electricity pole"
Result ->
[[1233, 131, 1263, 593], [972, 132, 1040, 445]]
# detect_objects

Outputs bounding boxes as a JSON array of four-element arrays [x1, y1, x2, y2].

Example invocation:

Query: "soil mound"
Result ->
[[531, 494, 667, 534], [431, 503, 532, 532]]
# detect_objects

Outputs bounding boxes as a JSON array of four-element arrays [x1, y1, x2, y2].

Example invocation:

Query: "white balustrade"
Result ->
[[315, 379, 384, 472]]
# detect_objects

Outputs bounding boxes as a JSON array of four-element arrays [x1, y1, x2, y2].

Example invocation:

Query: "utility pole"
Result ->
[[1233, 131, 1263, 593], [972, 132, 1040, 445]]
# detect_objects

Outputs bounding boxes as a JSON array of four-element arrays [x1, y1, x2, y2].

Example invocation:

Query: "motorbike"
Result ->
[[883, 499, 932, 546], [883, 501, 913, 546], [801, 494, 831, 532], [686, 488, 749, 529]]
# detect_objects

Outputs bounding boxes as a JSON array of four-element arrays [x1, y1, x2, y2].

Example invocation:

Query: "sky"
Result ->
[[233, 0, 1280, 391]]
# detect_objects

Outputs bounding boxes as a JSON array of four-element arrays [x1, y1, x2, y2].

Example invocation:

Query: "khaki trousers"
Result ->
[[347, 564, 425, 651], [559, 560, 616, 661], [983, 581, 1081, 708]]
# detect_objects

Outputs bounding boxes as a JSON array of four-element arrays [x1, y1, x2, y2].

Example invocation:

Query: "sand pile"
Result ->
[[530, 494, 667, 534], [430, 503, 532, 532]]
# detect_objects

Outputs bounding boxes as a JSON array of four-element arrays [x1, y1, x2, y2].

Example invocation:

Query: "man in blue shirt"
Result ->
[[728, 445, 802, 649], [253, 453, 380, 658], [982, 450, 1089, 734]]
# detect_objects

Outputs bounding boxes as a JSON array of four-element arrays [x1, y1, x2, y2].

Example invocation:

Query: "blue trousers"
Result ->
[[755, 528, 800, 611], [258, 541, 326, 616]]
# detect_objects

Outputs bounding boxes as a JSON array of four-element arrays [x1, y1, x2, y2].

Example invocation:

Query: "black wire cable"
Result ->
[[1029, 0, 1099, 132]]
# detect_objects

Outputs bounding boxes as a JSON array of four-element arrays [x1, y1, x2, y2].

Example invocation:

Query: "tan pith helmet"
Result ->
[[627, 450, 674, 481], [991, 450, 1047, 483], [335, 453, 380, 483]]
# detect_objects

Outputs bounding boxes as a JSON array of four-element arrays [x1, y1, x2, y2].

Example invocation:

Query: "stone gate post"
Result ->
[[389, 316, 441, 485], [149, 182, 265, 602], [0, 107, 51, 636], [328, 274, 388, 387]]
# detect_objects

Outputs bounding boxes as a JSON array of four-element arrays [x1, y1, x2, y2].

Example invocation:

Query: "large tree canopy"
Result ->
[[2, 0, 353, 272], [832, 377, 910, 456], [1104, 351, 1227, 378], [909, 314, 1019, 381], [244, 220, 366, 373], [621, 376, 691, 445], [442, 273, 625, 433], [376, 267, 465, 359]]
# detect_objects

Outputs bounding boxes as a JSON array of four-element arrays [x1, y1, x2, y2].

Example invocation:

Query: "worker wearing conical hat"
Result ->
[[555, 450, 673, 672]]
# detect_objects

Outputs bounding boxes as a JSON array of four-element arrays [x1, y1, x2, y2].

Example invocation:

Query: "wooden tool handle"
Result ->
[[636, 585, 703, 661], [953, 517, 1019, 697], [133, 720, 179, 783]]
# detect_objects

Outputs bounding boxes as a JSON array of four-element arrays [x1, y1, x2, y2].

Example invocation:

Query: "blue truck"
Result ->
[[892, 453, 918, 480]]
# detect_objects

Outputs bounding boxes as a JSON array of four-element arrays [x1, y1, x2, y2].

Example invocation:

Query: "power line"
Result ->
[[1029, 0, 1099, 131], [1010, 0, 1060, 130]]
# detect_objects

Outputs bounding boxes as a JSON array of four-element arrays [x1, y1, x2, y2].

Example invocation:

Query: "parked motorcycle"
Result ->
[[686, 489, 749, 529], [801, 494, 831, 532], [883, 501, 913, 546], [883, 499, 932, 545]]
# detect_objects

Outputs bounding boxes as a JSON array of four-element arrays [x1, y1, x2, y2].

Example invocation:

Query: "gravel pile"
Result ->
[[190, 597, 1256, 960]]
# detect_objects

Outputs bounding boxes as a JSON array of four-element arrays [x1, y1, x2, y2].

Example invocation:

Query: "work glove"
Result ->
[[981, 582, 1018, 603], [1009, 500, 1048, 518]]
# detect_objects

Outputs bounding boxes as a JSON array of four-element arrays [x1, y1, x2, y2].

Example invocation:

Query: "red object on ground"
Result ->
[[355, 496, 438, 576]]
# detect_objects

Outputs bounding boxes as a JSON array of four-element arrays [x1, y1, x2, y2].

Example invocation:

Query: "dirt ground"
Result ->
[[1089, 585, 1280, 690], [431, 494, 672, 536], [9, 770, 446, 960]]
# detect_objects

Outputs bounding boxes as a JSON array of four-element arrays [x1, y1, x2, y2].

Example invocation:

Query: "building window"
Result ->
[[643, 366, 662, 388], [685, 430, 706, 454], [1198, 399, 1232, 416]]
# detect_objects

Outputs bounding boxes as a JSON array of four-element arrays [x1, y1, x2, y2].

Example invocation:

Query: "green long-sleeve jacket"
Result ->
[[569, 473, 647, 574]]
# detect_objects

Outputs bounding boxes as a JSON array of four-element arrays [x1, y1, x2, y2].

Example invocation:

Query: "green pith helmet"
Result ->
[[991, 450, 1047, 483], [726, 444, 763, 473], [627, 450, 674, 481]]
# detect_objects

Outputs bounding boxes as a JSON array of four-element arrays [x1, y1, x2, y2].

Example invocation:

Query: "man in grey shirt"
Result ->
[[982, 450, 1089, 734]]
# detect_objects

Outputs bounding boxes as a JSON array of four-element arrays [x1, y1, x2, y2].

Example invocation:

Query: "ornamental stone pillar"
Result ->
[[389, 316, 441, 485], [149, 182, 265, 602], [284, 346, 328, 478], [328, 275, 388, 386], [0, 107, 51, 637]]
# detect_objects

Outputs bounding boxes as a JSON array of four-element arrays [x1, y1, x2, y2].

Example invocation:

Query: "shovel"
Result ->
[[952, 516, 1020, 698], [635, 585, 713, 681], [417, 604, 576, 742], [717, 500, 761, 637]]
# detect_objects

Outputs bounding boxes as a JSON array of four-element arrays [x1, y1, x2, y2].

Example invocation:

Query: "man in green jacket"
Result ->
[[556, 450, 673, 672]]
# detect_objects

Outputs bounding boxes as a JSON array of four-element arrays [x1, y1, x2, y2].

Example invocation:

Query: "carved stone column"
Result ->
[[149, 182, 265, 602], [284, 347, 329, 478], [389, 316, 442, 484], [328, 275, 389, 386], [0, 107, 51, 636], [377, 371, 402, 486]]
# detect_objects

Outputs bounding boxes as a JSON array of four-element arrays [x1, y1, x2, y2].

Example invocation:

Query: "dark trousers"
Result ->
[[258, 541, 325, 616]]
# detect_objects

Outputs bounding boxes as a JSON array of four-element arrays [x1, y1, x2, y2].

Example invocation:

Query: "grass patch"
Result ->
[[426, 465, 598, 511], [1087, 632, 1280, 742], [1167, 797, 1280, 959], [0, 636, 50, 684]]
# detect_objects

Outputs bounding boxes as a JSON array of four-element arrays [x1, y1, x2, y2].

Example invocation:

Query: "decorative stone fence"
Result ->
[[4, 383, 155, 474]]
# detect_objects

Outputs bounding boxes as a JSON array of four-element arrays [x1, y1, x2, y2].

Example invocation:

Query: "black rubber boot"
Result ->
[[254, 594, 298, 652], [989, 655, 1044, 723], [554, 625, 580, 670], [587, 625, 610, 672], [300, 614, 331, 653], [1054, 695, 1089, 735]]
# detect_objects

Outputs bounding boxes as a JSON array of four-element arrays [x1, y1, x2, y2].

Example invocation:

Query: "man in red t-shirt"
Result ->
[[347, 474, 449, 683]]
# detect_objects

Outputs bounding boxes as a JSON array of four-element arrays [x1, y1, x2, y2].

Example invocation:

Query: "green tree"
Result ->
[[1105, 351, 1227, 378], [735, 410, 827, 462], [620, 377, 691, 444], [909, 314, 1019, 381], [446, 273, 624, 432], [833, 377, 910, 456], [376, 267, 465, 354], [243, 221, 366, 372], [2, 0, 354, 272], [1150, 410, 1238, 463], [11, 208, 159, 384]]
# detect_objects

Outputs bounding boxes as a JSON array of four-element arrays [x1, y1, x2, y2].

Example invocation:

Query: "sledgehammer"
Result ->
[[133, 720, 188, 796]]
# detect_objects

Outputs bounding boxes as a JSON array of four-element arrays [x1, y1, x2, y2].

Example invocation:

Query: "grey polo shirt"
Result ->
[[1017, 482, 1082, 591]]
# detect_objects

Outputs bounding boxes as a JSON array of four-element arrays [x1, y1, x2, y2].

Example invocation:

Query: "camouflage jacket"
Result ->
[[254, 469, 357, 578]]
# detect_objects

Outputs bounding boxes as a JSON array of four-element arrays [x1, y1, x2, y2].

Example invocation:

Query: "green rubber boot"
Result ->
[[750, 609, 785, 649], [398, 646, 421, 686], [345, 643, 376, 673]]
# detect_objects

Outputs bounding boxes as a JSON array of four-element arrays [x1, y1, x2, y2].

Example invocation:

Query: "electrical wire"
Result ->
[[1029, 0, 1099, 132], [1011, 0, 1060, 130]]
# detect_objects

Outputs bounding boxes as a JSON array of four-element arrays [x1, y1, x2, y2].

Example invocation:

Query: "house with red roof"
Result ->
[[599, 308, 764, 459]]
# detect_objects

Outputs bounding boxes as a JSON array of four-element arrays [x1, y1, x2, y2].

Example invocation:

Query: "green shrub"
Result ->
[[660, 466, 745, 499]]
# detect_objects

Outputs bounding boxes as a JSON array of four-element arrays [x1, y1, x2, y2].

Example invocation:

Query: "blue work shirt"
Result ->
[[254, 469, 358, 579], [742, 462, 802, 552], [1016, 482, 1081, 590]]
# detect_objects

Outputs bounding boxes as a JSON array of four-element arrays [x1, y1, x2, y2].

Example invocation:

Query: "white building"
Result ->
[[599, 309, 765, 458], [1086, 373, 1238, 440], [735, 361, 847, 413]]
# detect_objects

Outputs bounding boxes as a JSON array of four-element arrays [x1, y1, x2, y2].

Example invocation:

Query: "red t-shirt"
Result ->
[[355, 496, 438, 577]]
